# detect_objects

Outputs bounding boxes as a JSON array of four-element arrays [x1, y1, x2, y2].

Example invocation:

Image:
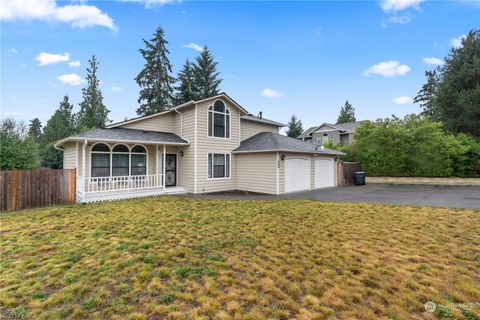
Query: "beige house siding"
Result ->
[[175, 106, 195, 193], [195, 98, 241, 193], [119, 112, 175, 132], [63, 142, 77, 169], [240, 120, 279, 141], [236, 152, 277, 194]]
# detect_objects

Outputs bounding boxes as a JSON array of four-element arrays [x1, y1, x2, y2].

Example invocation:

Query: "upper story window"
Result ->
[[208, 100, 230, 138]]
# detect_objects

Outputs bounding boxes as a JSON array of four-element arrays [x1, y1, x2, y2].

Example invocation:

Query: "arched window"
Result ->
[[112, 144, 129, 176], [208, 100, 230, 138], [322, 133, 328, 146], [91, 143, 111, 177], [131, 145, 147, 176]]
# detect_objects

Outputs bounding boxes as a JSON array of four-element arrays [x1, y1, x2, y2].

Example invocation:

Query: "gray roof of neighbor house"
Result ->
[[298, 120, 367, 138], [298, 126, 318, 139], [233, 132, 344, 155], [55, 128, 189, 147], [241, 114, 285, 127]]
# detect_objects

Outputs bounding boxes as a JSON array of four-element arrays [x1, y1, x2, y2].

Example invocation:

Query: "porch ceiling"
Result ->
[[56, 128, 189, 147]]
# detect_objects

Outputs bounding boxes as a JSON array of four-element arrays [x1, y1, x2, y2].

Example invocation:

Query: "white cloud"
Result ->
[[451, 34, 466, 48], [120, 0, 180, 8], [68, 60, 81, 67], [261, 88, 283, 99], [9, 48, 18, 54], [35, 52, 70, 66], [58, 73, 84, 86], [363, 60, 411, 77], [422, 57, 444, 66], [384, 14, 412, 26], [0, 0, 116, 30], [380, 0, 424, 13], [184, 42, 204, 52], [393, 96, 413, 105], [112, 86, 121, 92]]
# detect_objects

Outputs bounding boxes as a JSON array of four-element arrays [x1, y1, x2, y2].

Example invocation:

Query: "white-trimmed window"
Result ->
[[91, 143, 111, 177], [208, 153, 230, 179], [208, 100, 230, 138], [112, 144, 129, 176], [90, 143, 148, 177], [130, 145, 147, 176]]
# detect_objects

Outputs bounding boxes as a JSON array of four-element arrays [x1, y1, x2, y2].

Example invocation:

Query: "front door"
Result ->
[[165, 154, 177, 187]]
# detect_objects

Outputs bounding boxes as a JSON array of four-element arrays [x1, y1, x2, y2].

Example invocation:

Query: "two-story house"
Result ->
[[56, 93, 343, 203], [298, 121, 366, 146]]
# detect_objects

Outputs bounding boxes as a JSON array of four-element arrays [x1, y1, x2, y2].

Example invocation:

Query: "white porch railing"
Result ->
[[79, 174, 164, 193]]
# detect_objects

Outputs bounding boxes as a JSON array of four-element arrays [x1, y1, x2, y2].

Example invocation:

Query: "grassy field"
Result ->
[[1, 197, 479, 320]]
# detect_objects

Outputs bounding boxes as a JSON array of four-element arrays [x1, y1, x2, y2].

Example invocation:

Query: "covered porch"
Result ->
[[57, 128, 190, 203]]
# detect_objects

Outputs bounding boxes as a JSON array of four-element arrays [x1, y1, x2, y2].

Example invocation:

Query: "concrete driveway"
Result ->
[[188, 184, 480, 209]]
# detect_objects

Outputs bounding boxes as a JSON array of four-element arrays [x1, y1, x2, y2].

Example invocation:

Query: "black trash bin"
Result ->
[[354, 171, 365, 185]]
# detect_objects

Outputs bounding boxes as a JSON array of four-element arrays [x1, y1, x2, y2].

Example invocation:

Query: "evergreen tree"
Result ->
[[135, 26, 175, 115], [77, 55, 110, 130], [192, 47, 222, 100], [41, 95, 76, 168], [415, 29, 480, 136], [174, 59, 195, 105], [286, 114, 304, 138], [0, 118, 40, 170], [336, 100, 356, 124], [28, 118, 42, 143], [414, 70, 439, 120]]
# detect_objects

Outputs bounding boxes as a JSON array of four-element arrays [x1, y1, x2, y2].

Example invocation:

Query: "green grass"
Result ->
[[1, 196, 479, 319]]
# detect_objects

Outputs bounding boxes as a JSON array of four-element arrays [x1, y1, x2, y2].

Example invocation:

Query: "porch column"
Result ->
[[82, 140, 87, 193], [155, 145, 159, 186], [163, 145, 166, 189]]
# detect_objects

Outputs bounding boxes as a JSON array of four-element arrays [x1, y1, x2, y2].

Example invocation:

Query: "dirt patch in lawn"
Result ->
[[367, 176, 480, 186], [1, 197, 479, 319]]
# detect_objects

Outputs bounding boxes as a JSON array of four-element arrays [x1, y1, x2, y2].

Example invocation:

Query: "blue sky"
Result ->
[[1, 0, 478, 130]]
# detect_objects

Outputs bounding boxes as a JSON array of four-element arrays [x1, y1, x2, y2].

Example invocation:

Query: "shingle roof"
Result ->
[[334, 121, 366, 133], [241, 114, 285, 127], [56, 128, 188, 147], [298, 126, 318, 139], [233, 132, 344, 155]]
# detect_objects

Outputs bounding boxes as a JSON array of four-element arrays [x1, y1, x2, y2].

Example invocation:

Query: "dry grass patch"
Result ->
[[1, 197, 479, 319]]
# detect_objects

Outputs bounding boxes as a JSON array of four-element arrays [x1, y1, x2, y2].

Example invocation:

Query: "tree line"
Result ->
[[327, 30, 480, 177], [1, 26, 222, 170]]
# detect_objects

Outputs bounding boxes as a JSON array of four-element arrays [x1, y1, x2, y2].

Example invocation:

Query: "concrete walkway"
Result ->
[[186, 184, 480, 209]]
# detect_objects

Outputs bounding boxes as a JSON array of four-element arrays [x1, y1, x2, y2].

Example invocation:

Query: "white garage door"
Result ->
[[285, 158, 311, 193], [315, 158, 335, 188]]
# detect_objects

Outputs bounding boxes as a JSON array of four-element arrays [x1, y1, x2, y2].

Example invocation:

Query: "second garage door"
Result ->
[[284, 158, 311, 193], [314, 158, 335, 188]]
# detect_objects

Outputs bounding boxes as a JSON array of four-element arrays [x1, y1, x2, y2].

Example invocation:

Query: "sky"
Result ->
[[1, 0, 478, 130]]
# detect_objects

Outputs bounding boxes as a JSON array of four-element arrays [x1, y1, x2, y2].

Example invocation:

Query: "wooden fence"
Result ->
[[0, 168, 76, 212], [337, 162, 362, 186]]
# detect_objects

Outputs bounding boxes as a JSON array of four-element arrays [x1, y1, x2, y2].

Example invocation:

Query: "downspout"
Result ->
[[174, 108, 184, 138]]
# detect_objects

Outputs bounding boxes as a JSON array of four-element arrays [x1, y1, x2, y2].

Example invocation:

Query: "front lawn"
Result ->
[[1, 197, 479, 319]]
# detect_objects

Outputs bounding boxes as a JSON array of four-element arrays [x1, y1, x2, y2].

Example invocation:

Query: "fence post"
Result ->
[[11, 170, 17, 211]]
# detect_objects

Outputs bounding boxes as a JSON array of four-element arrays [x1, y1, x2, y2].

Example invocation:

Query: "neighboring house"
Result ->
[[298, 121, 366, 146], [56, 93, 343, 203]]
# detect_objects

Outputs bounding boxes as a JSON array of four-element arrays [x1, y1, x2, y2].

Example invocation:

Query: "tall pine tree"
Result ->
[[42, 95, 76, 168], [135, 26, 175, 115], [77, 55, 110, 130], [414, 70, 439, 120], [28, 118, 42, 143], [174, 59, 195, 105], [336, 100, 356, 124], [192, 47, 222, 100], [286, 114, 304, 138]]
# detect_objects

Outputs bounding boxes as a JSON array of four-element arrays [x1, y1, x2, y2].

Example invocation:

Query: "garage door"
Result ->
[[285, 158, 311, 193], [314, 158, 335, 188]]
